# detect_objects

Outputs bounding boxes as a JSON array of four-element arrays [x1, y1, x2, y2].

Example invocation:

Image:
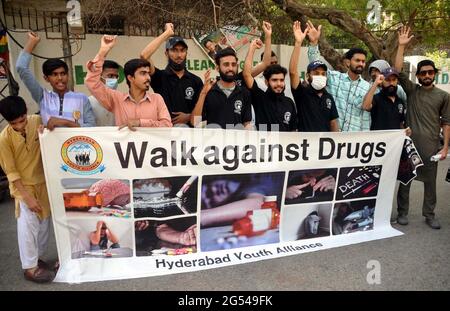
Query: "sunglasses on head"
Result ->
[[417, 69, 435, 76]]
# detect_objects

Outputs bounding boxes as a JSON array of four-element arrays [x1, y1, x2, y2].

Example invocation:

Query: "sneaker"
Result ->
[[397, 215, 409, 225], [426, 218, 441, 229]]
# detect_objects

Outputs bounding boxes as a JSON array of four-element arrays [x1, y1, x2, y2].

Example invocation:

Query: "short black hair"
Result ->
[[123, 58, 151, 87], [261, 50, 277, 61], [263, 64, 287, 80], [103, 60, 120, 71], [344, 48, 367, 60], [416, 59, 438, 75], [0, 96, 27, 122], [42, 58, 68, 76], [215, 47, 238, 66], [203, 39, 213, 48]]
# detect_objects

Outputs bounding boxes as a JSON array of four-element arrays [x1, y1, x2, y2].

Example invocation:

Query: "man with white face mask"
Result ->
[[88, 60, 119, 126], [289, 21, 339, 132]]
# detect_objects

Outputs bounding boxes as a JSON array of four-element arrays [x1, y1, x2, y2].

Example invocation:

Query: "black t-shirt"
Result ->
[[292, 84, 339, 132], [250, 82, 297, 131], [235, 72, 245, 88], [370, 92, 406, 130], [202, 83, 252, 129], [151, 66, 203, 117]]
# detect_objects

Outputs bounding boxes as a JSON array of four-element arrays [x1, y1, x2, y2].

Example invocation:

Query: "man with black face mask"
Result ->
[[190, 48, 252, 129], [362, 67, 407, 131], [140, 23, 203, 126], [393, 26, 450, 229], [242, 39, 297, 132]]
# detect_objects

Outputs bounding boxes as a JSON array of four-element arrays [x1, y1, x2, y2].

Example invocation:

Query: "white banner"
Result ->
[[39, 128, 405, 283]]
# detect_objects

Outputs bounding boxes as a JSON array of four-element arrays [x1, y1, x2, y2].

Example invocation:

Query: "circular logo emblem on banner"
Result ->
[[61, 136, 105, 175]]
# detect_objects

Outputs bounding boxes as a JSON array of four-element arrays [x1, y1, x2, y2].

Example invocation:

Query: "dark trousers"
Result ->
[[397, 163, 438, 219]]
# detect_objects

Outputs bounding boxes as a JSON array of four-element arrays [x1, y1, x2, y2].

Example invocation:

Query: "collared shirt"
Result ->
[[292, 84, 339, 132], [250, 83, 297, 132], [308, 45, 371, 131], [16, 51, 96, 127], [370, 92, 405, 130], [85, 56, 172, 128], [151, 66, 203, 117], [0, 115, 50, 219], [202, 83, 252, 129]]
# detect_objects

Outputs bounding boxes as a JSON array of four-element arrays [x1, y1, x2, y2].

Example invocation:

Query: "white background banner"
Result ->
[[39, 128, 405, 283]]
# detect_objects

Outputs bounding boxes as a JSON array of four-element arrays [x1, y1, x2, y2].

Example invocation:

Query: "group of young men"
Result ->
[[0, 20, 448, 283]]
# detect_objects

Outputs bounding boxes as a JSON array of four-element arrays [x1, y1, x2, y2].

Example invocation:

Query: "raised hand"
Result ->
[[293, 20, 309, 43], [250, 38, 263, 50], [398, 26, 414, 46], [165, 23, 175, 36], [100, 35, 117, 51], [306, 20, 322, 45], [202, 69, 216, 94], [27, 32, 40, 45], [24, 31, 41, 53], [262, 21, 272, 37], [374, 74, 385, 86]]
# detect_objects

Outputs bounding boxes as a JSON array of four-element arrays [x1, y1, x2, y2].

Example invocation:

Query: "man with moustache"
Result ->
[[362, 67, 407, 131], [368, 59, 407, 105], [306, 21, 371, 131], [190, 47, 252, 129], [393, 26, 449, 229], [140, 23, 203, 126], [85, 35, 172, 130], [243, 39, 297, 132]]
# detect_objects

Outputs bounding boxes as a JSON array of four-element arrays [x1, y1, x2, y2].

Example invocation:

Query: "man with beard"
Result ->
[[16, 32, 95, 129], [243, 39, 297, 132], [289, 21, 339, 132], [140, 23, 203, 126], [85, 35, 172, 130], [393, 26, 449, 229], [306, 21, 371, 131], [362, 67, 408, 131], [190, 48, 252, 129], [368, 59, 407, 105]]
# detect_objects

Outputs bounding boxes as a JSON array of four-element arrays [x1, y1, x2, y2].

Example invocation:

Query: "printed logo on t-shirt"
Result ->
[[283, 111, 291, 124], [397, 103, 404, 114], [326, 98, 332, 109], [185, 87, 194, 100], [234, 100, 243, 114]]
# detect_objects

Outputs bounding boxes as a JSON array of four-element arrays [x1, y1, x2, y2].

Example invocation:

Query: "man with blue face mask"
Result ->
[[289, 21, 339, 132], [88, 60, 120, 126]]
